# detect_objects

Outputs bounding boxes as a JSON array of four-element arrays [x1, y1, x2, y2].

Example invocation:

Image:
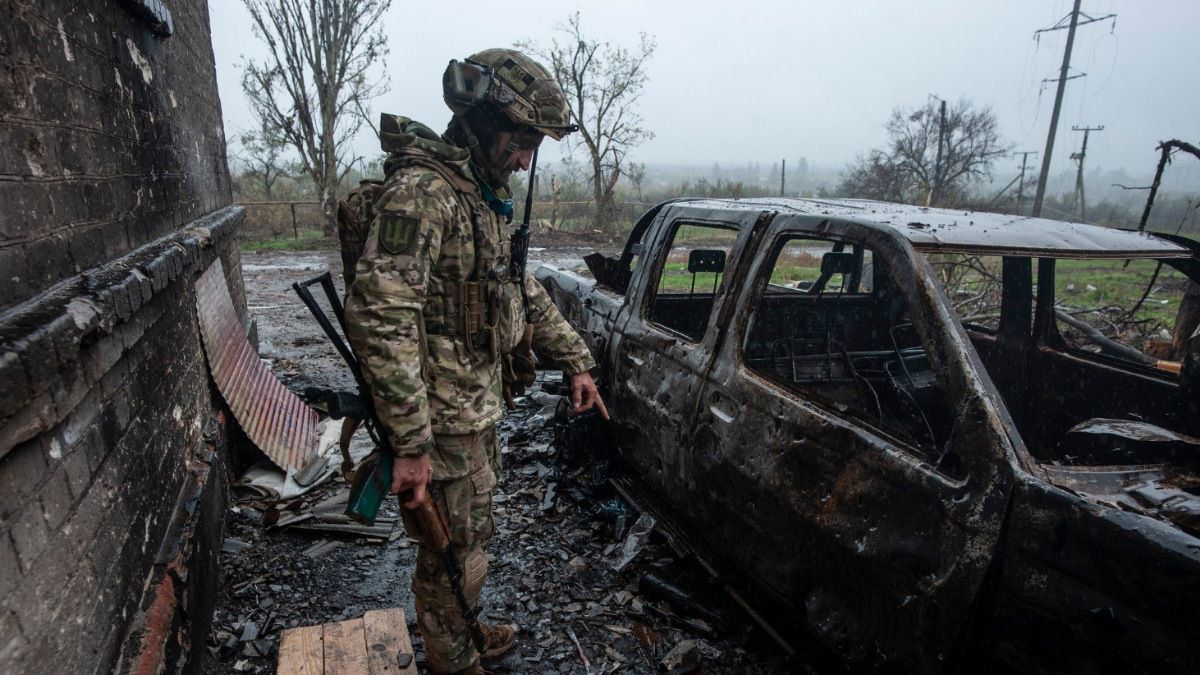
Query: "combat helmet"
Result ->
[[443, 48, 576, 140]]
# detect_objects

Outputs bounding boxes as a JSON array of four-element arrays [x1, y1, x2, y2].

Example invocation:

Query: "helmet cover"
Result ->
[[443, 48, 574, 140]]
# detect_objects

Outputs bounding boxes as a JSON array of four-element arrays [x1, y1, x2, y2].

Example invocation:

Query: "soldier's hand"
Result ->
[[569, 371, 609, 420], [391, 453, 433, 509]]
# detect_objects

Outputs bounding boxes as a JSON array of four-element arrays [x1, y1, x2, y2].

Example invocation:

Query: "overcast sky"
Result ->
[[209, 0, 1199, 181]]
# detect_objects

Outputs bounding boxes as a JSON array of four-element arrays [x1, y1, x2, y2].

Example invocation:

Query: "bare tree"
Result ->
[[627, 161, 647, 202], [840, 98, 1009, 206], [838, 150, 908, 203], [233, 120, 290, 199], [240, 0, 391, 235], [520, 13, 656, 230]]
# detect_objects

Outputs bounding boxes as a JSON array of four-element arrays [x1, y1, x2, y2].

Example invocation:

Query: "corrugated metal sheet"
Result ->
[[196, 259, 316, 471]]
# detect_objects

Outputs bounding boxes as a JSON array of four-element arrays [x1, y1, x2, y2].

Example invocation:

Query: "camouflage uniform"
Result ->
[[344, 113, 594, 672]]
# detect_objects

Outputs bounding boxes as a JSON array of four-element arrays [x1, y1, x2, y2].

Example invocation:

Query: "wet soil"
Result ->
[[203, 247, 800, 674]]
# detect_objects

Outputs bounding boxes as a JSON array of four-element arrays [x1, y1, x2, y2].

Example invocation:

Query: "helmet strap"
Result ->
[[450, 114, 485, 157]]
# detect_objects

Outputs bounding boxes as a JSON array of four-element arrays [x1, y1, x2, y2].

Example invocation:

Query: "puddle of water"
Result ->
[[241, 254, 332, 273], [241, 262, 327, 273]]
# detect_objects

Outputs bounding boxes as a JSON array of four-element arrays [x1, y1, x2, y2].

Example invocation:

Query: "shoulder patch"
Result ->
[[378, 214, 420, 255]]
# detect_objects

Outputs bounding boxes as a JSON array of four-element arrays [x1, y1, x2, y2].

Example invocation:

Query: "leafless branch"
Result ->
[[1137, 139, 1200, 232], [840, 98, 1011, 207], [519, 13, 656, 231], [240, 0, 390, 235]]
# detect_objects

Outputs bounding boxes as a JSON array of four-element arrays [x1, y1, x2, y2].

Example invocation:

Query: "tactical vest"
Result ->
[[383, 154, 526, 362]]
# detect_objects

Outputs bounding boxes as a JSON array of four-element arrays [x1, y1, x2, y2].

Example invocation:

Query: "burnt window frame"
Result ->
[[1034, 253, 1200, 381], [641, 218, 743, 344], [121, 0, 175, 36], [738, 230, 961, 472]]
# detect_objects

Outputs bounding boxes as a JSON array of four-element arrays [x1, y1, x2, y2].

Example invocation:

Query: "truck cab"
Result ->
[[536, 198, 1200, 673]]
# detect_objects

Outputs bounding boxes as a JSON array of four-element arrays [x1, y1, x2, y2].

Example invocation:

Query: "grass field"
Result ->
[[1053, 257, 1187, 330], [657, 246, 853, 292], [239, 228, 335, 252]]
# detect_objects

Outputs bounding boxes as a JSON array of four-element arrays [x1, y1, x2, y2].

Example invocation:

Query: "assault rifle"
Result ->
[[292, 273, 486, 651]]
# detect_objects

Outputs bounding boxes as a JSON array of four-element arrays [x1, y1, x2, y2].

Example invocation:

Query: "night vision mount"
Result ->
[[443, 59, 512, 109]]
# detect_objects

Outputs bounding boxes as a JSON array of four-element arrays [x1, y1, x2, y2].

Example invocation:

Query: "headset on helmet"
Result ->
[[442, 49, 578, 140]]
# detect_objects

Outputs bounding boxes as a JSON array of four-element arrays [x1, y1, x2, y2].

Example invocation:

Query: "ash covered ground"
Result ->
[[203, 247, 804, 674]]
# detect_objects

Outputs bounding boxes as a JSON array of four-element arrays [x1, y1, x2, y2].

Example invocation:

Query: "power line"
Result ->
[[1069, 125, 1104, 221], [1014, 150, 1038, 214], [1030, 0, 1116, 218], [1033, 9, 1116, 36]]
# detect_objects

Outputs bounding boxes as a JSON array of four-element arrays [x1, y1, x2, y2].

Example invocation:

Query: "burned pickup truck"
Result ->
[[535, 198, 1200, 673]]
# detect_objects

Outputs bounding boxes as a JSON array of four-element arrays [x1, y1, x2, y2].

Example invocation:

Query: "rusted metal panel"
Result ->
[[196, 259, 316, 471]]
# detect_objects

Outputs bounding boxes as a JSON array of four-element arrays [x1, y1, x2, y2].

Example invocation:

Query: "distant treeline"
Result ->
[[231, 157, 1198, 237]]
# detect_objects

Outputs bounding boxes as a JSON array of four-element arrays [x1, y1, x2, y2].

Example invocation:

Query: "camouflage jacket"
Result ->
[[344, 116, 595, 470]]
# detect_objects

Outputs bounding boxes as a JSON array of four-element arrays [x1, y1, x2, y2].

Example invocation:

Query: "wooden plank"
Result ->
[[363, 608, 418, 674], [323, 617, 370, 675], [278, 624, 324, 675]]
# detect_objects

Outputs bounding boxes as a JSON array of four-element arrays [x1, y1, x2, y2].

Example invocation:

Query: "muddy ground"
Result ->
[[202, 246, 806, 674]]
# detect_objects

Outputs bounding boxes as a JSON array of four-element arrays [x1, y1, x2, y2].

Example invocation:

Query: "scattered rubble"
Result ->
[[201, 250, 797, 673]]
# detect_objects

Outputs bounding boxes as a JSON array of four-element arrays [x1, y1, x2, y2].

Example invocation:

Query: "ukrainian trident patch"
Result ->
[[378, 214, 419, 255]]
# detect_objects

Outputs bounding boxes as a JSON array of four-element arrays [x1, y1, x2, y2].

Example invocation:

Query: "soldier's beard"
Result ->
[[446, 115, 512, 189]]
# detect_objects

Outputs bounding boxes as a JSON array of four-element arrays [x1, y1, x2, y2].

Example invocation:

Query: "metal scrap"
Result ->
[[612, 512, 656, 572], [196, 259, 317, 471]]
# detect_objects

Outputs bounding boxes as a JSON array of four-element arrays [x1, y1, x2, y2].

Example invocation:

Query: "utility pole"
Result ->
[[1030, 1, 1116, 218], [927, 96, 947, 206], [1014, 151, 1038, 214], [780, 158, 786, 196], [1069, 125, 1103, 221]]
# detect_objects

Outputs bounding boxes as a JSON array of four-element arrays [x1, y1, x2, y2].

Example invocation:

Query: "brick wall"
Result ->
[[0, 1, 242, 672], [0, 0, 231, 312]]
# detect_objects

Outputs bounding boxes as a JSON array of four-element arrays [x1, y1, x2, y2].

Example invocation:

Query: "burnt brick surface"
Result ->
[[0, 1, 241, 673], [0, 0, 231, 311]]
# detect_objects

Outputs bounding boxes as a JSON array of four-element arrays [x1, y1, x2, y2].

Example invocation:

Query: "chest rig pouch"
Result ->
[[456, 193, 526, 363]]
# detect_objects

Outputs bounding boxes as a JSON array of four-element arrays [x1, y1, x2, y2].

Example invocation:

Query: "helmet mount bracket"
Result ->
[[443, 59, 495, 109]]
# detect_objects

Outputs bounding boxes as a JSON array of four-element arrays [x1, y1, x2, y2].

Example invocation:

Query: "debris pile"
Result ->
[[202, 250, 796, 673], [203, 376, 793, 673]]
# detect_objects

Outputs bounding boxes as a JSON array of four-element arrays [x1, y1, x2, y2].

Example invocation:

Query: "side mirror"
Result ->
[[821, 251, 857, 276]]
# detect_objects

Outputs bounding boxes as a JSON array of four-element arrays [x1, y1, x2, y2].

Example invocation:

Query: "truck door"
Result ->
[[609, 208, 765, 509], [692, 216, 1014, 671]]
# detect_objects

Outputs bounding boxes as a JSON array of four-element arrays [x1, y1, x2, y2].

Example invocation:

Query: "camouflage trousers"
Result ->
[[401, 427, 500, 673]]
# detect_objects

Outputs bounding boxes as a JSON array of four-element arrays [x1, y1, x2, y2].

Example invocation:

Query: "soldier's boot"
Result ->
[[452, 662, 493, 675], [478, 621, 517, 662]]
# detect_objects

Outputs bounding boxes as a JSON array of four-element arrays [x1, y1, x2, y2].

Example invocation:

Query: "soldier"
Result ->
[[344, 49, 608, 674]]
